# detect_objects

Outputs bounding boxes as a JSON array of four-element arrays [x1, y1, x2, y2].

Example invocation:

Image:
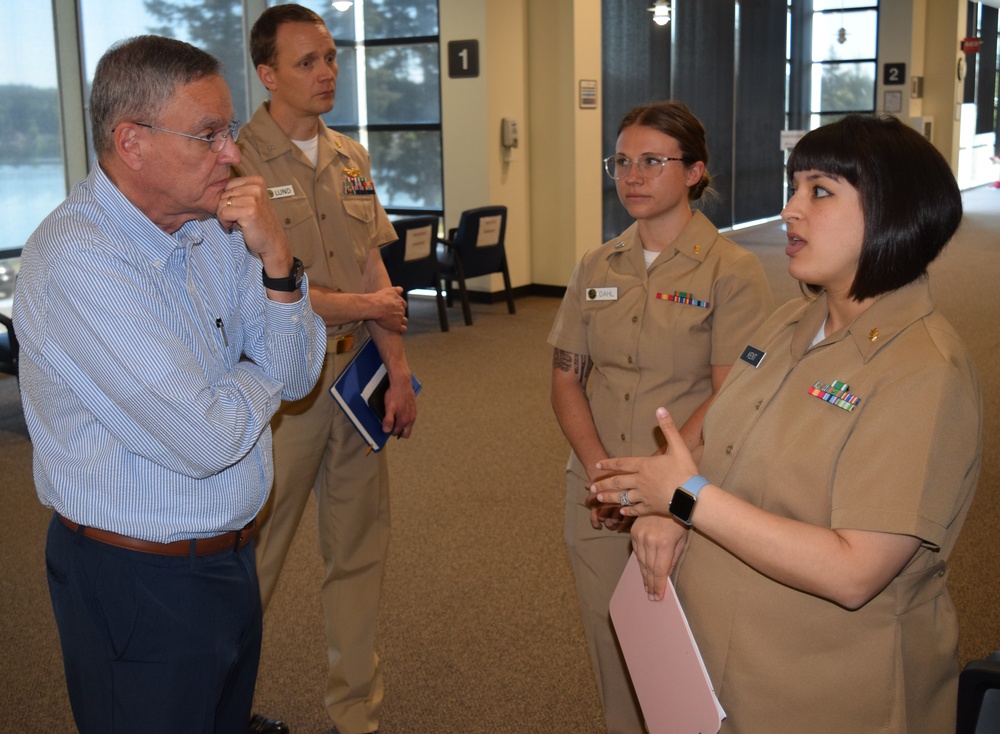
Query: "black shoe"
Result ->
[[249, 713, 291, 734]]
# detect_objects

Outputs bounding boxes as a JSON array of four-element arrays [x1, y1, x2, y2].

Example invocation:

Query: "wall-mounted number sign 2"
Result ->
[[448, 40, 480, 78], [883, 63, 905, 86]]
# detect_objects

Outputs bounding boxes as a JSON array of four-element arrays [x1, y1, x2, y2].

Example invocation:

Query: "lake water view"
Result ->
[[1, 162, 67, 251]]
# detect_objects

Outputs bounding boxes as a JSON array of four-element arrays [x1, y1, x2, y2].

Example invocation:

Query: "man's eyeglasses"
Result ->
[[134, 119, 241, 153], [603, 154, 685, 180]]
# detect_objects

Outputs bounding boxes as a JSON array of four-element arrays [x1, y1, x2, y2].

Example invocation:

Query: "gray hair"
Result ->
[[90, 35, 221, 159]]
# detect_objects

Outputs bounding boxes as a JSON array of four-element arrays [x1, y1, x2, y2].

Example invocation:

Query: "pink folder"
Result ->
[[609, 552, 725, 734]]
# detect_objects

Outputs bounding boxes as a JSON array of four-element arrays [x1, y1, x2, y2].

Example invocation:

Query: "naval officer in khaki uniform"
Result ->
[[592, 115, 982, 734], [236, 6, 415, 734], [548, 101, 773, 733]]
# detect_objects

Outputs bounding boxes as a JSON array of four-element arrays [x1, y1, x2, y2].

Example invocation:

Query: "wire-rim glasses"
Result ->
[[603, 154, 685, 180], [134, 119, 241, 153]]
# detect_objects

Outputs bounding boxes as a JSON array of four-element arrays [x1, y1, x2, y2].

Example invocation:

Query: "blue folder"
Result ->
[[329, 337, 421, 453]]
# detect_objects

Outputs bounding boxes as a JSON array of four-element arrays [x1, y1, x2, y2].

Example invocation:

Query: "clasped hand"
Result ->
[[589, 407, 700, 600], [370, 286, 408, 333], [589, 407, 699, 517]]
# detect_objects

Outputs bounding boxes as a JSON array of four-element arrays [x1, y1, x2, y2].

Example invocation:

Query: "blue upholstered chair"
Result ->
[[380, 215, 448, 332], [435, 206, 515, 326]]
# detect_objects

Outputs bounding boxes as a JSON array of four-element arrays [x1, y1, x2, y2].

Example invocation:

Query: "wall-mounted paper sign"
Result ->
[[883, 90, 902, 113], [780, 129, 806, 151]]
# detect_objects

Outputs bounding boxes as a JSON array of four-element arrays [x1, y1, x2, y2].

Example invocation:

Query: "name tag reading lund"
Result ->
[[267, 185, 295, 200], [586, 287, 618, 302]]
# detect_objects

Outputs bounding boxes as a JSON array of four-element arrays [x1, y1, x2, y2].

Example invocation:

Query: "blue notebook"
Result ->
[[329, 337, 421, 453]]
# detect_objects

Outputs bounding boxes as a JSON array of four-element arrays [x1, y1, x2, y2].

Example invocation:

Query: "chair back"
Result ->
[[958, 651, 1000, 734], [0, 248, 21, 376], [448, 206, 508, 279], [381, 216, 441, 293], [0, 313, 18, 377]]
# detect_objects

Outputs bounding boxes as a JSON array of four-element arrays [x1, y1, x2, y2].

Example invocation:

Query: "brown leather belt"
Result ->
[[58, 514, 256, 557]]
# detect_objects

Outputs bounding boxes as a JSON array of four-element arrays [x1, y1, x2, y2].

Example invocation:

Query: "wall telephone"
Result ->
[[501, 118, 519, 162], [501, 118, 519, 148]]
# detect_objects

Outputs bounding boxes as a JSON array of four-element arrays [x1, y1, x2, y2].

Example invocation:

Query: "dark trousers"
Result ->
[[45, 514, 262, 734]]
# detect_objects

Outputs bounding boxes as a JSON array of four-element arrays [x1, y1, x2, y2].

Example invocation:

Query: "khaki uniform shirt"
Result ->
[[548, 211, 774, 470], [678, 279, 984, 733], [235, 102, 397, 342]]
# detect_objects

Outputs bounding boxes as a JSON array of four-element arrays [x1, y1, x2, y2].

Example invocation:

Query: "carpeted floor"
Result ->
[[0, 185, 997, 733]]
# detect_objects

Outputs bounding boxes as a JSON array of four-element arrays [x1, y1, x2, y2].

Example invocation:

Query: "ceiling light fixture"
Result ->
[[332, 1, 353, 11], [836, 0, 848, 44], [649, 0, 671, 27]]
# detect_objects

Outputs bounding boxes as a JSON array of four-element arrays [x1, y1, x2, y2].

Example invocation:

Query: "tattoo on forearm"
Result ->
[[553, 348, 592, 387], [553, 348, 572, 372], [575, 354, 593, 387]]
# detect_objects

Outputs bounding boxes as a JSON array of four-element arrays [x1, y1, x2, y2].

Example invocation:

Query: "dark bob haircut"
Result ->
[[787, 114, 962, 301]]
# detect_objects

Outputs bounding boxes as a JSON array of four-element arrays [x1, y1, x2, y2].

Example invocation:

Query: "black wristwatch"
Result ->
[[262, 257, 304, 292], [669, 474, 710, 526]]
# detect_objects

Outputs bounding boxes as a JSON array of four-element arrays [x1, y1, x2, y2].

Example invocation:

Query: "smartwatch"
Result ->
[[669, 474, 710, 526], [262, 257, 304, 292]]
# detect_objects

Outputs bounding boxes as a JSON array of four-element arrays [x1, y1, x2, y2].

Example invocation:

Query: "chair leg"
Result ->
[[434, 279, 449, 332], [501, 261, 516, 314], [454, 258, 473, 326]]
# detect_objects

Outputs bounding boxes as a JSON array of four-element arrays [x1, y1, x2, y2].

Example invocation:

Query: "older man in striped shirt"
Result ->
[[12, 35, 324, 734]]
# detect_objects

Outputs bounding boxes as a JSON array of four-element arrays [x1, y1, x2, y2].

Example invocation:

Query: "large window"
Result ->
[[279, 0, 443, 216], [788, 0, 878, 131], [79, 0, 250, 162], [2, 0, 442, 267], [959, 2, 999, 187], [1, 6, 65, 259]]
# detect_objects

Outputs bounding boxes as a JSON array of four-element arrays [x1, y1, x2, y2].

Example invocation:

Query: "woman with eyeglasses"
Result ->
[[547, 100, 774, 733], [590, 114, 983, 733]]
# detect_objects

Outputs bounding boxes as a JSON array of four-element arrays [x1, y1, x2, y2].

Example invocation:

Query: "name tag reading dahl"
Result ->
[[586, 287, 619, 302], [267, 185, 295, 200]]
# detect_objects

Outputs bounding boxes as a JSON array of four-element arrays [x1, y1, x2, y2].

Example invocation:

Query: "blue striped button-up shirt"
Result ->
[[13, 165, 326, 542]]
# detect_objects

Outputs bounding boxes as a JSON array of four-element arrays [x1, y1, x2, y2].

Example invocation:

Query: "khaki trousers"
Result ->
[[564, 456, 644, 734], [256, 349, 390, 734]]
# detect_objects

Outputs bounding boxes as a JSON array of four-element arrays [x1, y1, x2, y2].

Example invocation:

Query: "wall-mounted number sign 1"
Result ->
[[448, 40, 480, 78]]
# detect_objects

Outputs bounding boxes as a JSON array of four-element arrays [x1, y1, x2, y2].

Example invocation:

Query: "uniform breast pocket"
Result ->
[[579, 284, 633, 331], [344, 196, 376, 225], [672, 299, 713, 340], [269, 196, 319, 267], [270, 196, 316, 233], [343, 196, 378, 268]]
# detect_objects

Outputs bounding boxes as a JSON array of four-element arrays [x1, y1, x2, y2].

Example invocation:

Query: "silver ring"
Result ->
[[620, 490, 632, 507]]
